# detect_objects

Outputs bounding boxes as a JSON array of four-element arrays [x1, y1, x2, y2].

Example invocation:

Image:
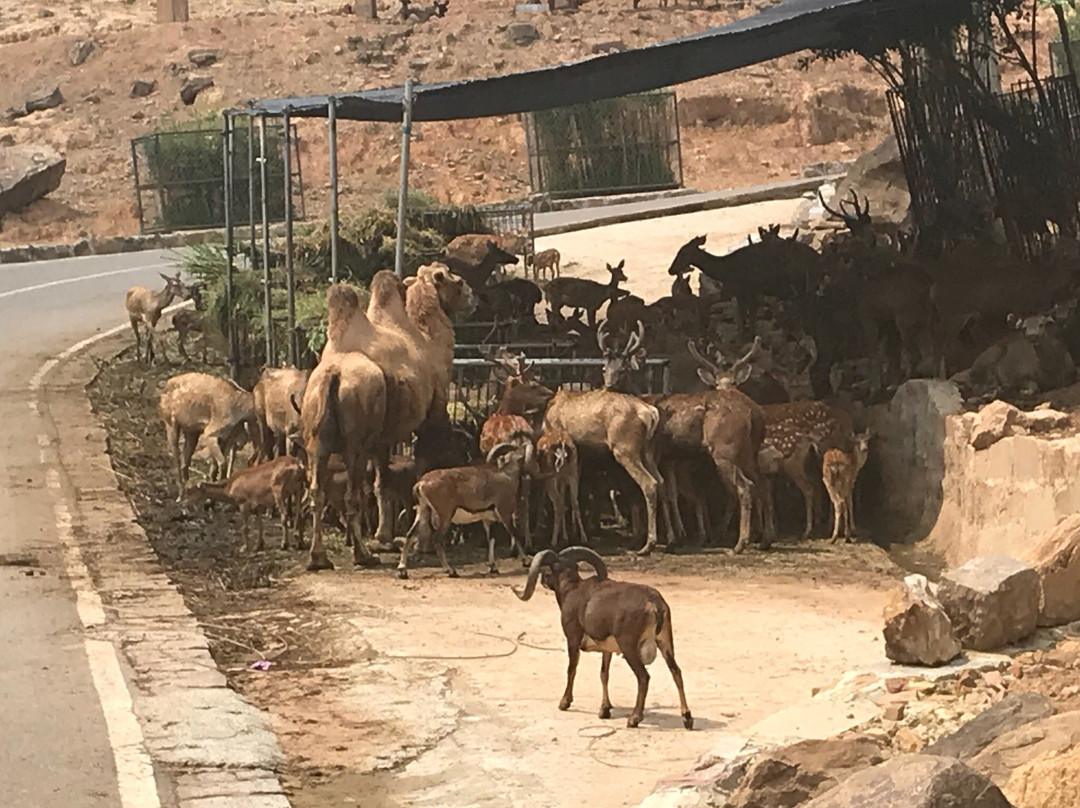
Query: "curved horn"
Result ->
[[558, 546, 608, 581], [687, 338, 720, 375], [514, 549, 558, 600], [624, 320, 645, 356], [485, 441, 515, 464]]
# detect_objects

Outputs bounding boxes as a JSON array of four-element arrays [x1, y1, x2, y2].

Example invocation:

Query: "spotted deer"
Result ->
[[537, 427, 587, 548], [822, 431, 872, 542], [758, 401, 854, 539], [529, 248, 561, 282], [126, 272, 189, 363]]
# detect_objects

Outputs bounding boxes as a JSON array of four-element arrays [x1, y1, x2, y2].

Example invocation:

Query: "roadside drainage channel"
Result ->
[[36, 333, 289, 808]]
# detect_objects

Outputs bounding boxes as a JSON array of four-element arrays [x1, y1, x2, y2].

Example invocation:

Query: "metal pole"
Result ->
[[328, 98, 340, 283], [394, 78, 415, 279], [223, 112, 239, 380], [283, 110, 297, 367], [247, 114, 257, 271], [259, 114, 273, 366]]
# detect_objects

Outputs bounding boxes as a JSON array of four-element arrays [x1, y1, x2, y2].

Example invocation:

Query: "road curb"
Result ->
[[42, 335, 291, 808], [0, 230, 225, 265]]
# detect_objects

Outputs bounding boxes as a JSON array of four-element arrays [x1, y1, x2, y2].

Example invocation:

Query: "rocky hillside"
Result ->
[[0, 0, 896, 246]]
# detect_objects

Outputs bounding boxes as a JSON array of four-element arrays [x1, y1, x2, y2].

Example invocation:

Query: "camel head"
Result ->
[[413, 262, 476, 320]]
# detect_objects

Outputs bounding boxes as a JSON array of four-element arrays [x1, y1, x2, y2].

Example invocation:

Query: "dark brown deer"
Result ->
[[545, 260, 630, 327]]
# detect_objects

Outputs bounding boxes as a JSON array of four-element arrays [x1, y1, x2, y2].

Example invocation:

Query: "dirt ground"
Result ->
[[86, 341, 906, 808]]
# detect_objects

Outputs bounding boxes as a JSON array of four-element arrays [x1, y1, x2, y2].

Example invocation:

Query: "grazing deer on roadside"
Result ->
[[544, 260, 630, 327], [822, 430, 871, 543], [126, 272, 189, 363]]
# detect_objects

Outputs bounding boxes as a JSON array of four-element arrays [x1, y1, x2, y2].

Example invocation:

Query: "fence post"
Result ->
[[222, 112, 239, 381], [328, 98, 340, 283], [247, 115, 257, 273], [258, 114, 274, 366], [130, 140, 146, 234], [283, 110, 297, 367], [394, 78, 416, 278]]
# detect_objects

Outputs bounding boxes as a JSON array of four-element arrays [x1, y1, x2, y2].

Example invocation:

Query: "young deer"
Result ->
[[544, 260, 629, 327], [537, 427, 587, 548], [822, 430, 871, 543], [126, 272, 189, 363], [529, 248, 561, 282]]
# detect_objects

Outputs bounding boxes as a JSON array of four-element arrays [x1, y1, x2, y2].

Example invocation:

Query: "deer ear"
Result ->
[[697, 368, 717, 388], [733, 363, 753, 386]]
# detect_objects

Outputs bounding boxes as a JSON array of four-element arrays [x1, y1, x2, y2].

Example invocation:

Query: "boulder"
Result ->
[[970, 400, 1020, 450], [507, 22, 540, 45], [0, 145, 66, 215], [1016, 407, 1071, 433], [882, 574, 962, 666], [937, 556, 1040, 650], [130, 80, 157, 98], [718, 737, 887, 807], [179, 76, 214, 106], [925, 693, 1057, 760], [970, 712, 1080, 786], [1019, 514, 1080, 626], [1003, 743, 1080, 808], [188, 48, 220, 67], [801, 754, 1013, 808], [68, 39, 94, 66], [24, 86, 64, 114]]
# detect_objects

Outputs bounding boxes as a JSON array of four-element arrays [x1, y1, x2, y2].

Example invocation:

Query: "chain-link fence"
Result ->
[[131, 121, 304, 234], [525, 90, 683, 199]]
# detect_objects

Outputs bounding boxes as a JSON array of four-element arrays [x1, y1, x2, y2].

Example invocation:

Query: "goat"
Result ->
[[529, 248, 561, 282], [183, 455, 306, 551], [545, 260, 630, 328], [545, 320, 663, 555], [514, 546, 692, 730], [126, 272, 189, 363], [253, 367, 310, 461], [159, 372, 258, 498], [822, 430, 871, 542], [397, 435, 537, 579], [537, 428, 587, 548]]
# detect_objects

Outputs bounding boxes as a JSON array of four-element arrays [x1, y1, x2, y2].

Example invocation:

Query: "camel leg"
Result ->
[[598, 652, 613, 719], [614, 448, 659, 556], [373, 450, 397, 547], [348, 453, 379, 567], [307, 457, 335, 571]]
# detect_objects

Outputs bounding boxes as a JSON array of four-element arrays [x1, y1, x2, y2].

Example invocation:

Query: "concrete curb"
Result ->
[[0, 230, 225, 265], [45, 336, 290, 808], [533, 175, 843, 238]]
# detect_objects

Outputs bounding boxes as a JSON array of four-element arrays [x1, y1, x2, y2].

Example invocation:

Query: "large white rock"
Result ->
[[937, 555, 1040, 651]]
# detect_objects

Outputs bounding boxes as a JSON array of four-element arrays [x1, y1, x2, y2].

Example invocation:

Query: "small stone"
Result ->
[[37, 7, 55, 17], [305, 51, 322, 65], [0, 133, 14, 147], [130, 80, 157, 98], [507, 21, 540, 46], [180, 76, 214, 106], [893, 727, 924, 753], [984, 670, 1005, 689], [188, 49, 221, 68], [886, 678, 908, 694], [958, 669, 981, 688], [25, 86, 64, 114], [68, 39, 94, 66], [884, 703, 906, 721], [970, 400, 1019, 450], [131, 111, 145, 120]]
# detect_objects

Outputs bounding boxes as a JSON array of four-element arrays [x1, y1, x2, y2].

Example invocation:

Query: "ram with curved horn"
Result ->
[[397, 433, 537, 578], [514, 546, 692, 730]]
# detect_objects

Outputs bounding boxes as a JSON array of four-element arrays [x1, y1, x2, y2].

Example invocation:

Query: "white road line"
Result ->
[[0, 262, 172, 301], [26, 278, 193, 808]]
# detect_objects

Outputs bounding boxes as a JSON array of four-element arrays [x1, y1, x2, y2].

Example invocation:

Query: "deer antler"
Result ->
[[818, 189, 861, 229], [597, 320, 613, 355], [730, 336, 763, 373], [624, 320, 645, 357], [687, 338, 720, 375], [839, 189, 871, 223]]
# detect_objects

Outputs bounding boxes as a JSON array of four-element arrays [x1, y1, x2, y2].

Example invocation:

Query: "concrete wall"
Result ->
[[925, 413, 1080, 566]]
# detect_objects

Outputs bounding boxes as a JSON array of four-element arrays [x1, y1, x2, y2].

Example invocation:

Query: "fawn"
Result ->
[[821, 430, 871, 543]]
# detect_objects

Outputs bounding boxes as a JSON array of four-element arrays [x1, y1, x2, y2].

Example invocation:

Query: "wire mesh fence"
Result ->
[[525, 90, 683, 199], [131, 121, 304, 234], [446, 357, 670, 439]]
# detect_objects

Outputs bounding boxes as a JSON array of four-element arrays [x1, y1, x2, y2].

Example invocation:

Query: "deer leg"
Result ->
[[276, 491, 290, 550], [130, 318, 142, 362], [829, 493, 843, 543], [657, 620, 693, 729], [435, 524, 458, 578], [614, 449, 659, 556], [599, 652, 613, 719], [568, 473, 588, 545], [256, 512, 265, 552], [165, 422, 182, 499], [715, 457, 755, 553], [548, 482, 564, 549], [660, 460, 687, 545], [180, 430, 199, 490], [396, 510, 425, 580], [846, 497, 856, 542], [785, 451, 816, 540]]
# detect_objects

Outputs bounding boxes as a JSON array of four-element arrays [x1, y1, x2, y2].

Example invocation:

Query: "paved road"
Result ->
[[0, 251, 172, 807]]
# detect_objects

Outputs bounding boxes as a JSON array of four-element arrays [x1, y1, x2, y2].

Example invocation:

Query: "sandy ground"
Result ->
[[222, 548, 900, 808], [537, 199, 805, 304]]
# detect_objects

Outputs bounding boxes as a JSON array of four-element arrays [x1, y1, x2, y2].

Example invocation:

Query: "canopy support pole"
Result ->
[[329, 98, 340, 283], [259, 114, 273, 366], [247, 115, 257, 279], [394, 78, 415, 279], [222, 111, 239, 381], [283, 110, 297, 366]]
